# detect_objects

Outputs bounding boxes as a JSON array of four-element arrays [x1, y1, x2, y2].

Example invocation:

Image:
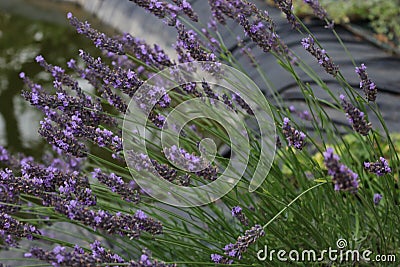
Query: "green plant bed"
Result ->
[[269, 0, 400, 53]]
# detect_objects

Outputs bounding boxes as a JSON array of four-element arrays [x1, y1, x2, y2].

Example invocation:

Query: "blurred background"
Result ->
[[0, 0, 111, 157]]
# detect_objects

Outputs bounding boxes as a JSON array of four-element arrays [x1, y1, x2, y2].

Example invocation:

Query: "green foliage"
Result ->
[[291, 0, 400, 48]]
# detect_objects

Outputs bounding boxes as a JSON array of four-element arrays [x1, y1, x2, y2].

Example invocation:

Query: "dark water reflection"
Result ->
[[0, 0, 112, 157]]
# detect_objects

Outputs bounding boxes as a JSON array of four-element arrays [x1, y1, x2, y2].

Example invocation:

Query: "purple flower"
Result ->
[[364, 157, 391, 176], [282, 118, 306, 150], [231, 206, 242, 216], [45, 195, 162, 238], [0, 146, 9, 162], [92, 169, 140, 203], [302, 36, 339, 76], [135, 210, 147, 220], [373, 193, 383, 205], [340, 95, 372, 136], [231, 206, 249, 226], [232, 93, 254, 115], [118, 33, 173, 69], [210, 254, 233, 265], [323, 148, 359, 193], [79, 50, 142, 97], [29, 240, 128, 266], [355, 63, 378, 102], [303, 0, 328, 21], [220, 224, 265, 261], [238, 15, 281, 54], [164, 146, 219, 181], [129, 0, 198, 26], [0, 213, 41, 247], [35, 55, 44, 63], [68, 13, 124, 54], [134, 249, 177, 266], [175, 22, 216, 63], [274, 0, 300, 29]]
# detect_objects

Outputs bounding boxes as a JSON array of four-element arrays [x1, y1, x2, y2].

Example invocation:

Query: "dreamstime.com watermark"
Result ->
[[257, 238, 397, 263]]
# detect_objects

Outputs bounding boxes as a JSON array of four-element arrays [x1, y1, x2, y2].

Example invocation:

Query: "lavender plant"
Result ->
[[1, 0, 399, 266]]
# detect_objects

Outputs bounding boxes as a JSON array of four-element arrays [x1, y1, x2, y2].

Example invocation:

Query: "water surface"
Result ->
[[0, 0, 115, 157]]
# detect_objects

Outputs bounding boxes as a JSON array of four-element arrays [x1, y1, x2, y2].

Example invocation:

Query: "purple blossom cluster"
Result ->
[[282, 117, 306, 150], [238, 15, 281, 55], [340, 95, 372, 136], [92, 168, 140, 203], [118, 33, 174, 69], [208, 0, 253, 25], [172, 0, 198, 22], [28, 55, 84, 97], [364, 157, 391, 176], [67, 12, 124, 54], [323, 148, 359, 193], [175, 21, 216, 63], [301, 36, 339, 76], [21, 75, 113, 127], [1, 160, 96, 211], [0, 174, 20, 214], [274, 0, 300, 29], [232, 93, 254, 115], [0, 149, 162, 249], [20, 55, 128, 158], [130, 83, 171, 131], [45, 195, 162, 238], [164, 145, 219, 181], [129, 0, 198, 26], [26, 241, 176, 267], [373, 193, 382, 205], [42, 149, 84, 173], [126, 150, 191, 186], [0, 212, 41, 247], [79, 49, 143, 97], [0, 146, 9, 161], [303, 0, 328, 21], [231, 206, 249, 226], [38, 109, 122, 158], [209, 0, 292, 57], [355, 63, 378, 102], [68, 60, 129, 113], [211, 224, 265, 263]]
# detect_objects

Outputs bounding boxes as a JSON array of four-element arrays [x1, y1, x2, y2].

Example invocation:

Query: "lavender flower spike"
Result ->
[[303, 0, 328, 21], [92, 168, 140, 203], [274, 0, 300, 29], [323, 148, 359, 193], [67, 12, 124, 54], [27, 242, 176, 266], [364, 157, 391, 176], [211, 224, 264, 264], [282, 117, 306, 150], [340, 94, 372, 136], [231, 206, 249, 226], [0, 213, 41, 247], [373, 193, 383, 205], [355, 63, 378, 102], [301, 36, 339, 76], [223, 224, 265, 260]]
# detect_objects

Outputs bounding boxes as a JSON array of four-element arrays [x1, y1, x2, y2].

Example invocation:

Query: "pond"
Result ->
[[0, 0, 115, 158]]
